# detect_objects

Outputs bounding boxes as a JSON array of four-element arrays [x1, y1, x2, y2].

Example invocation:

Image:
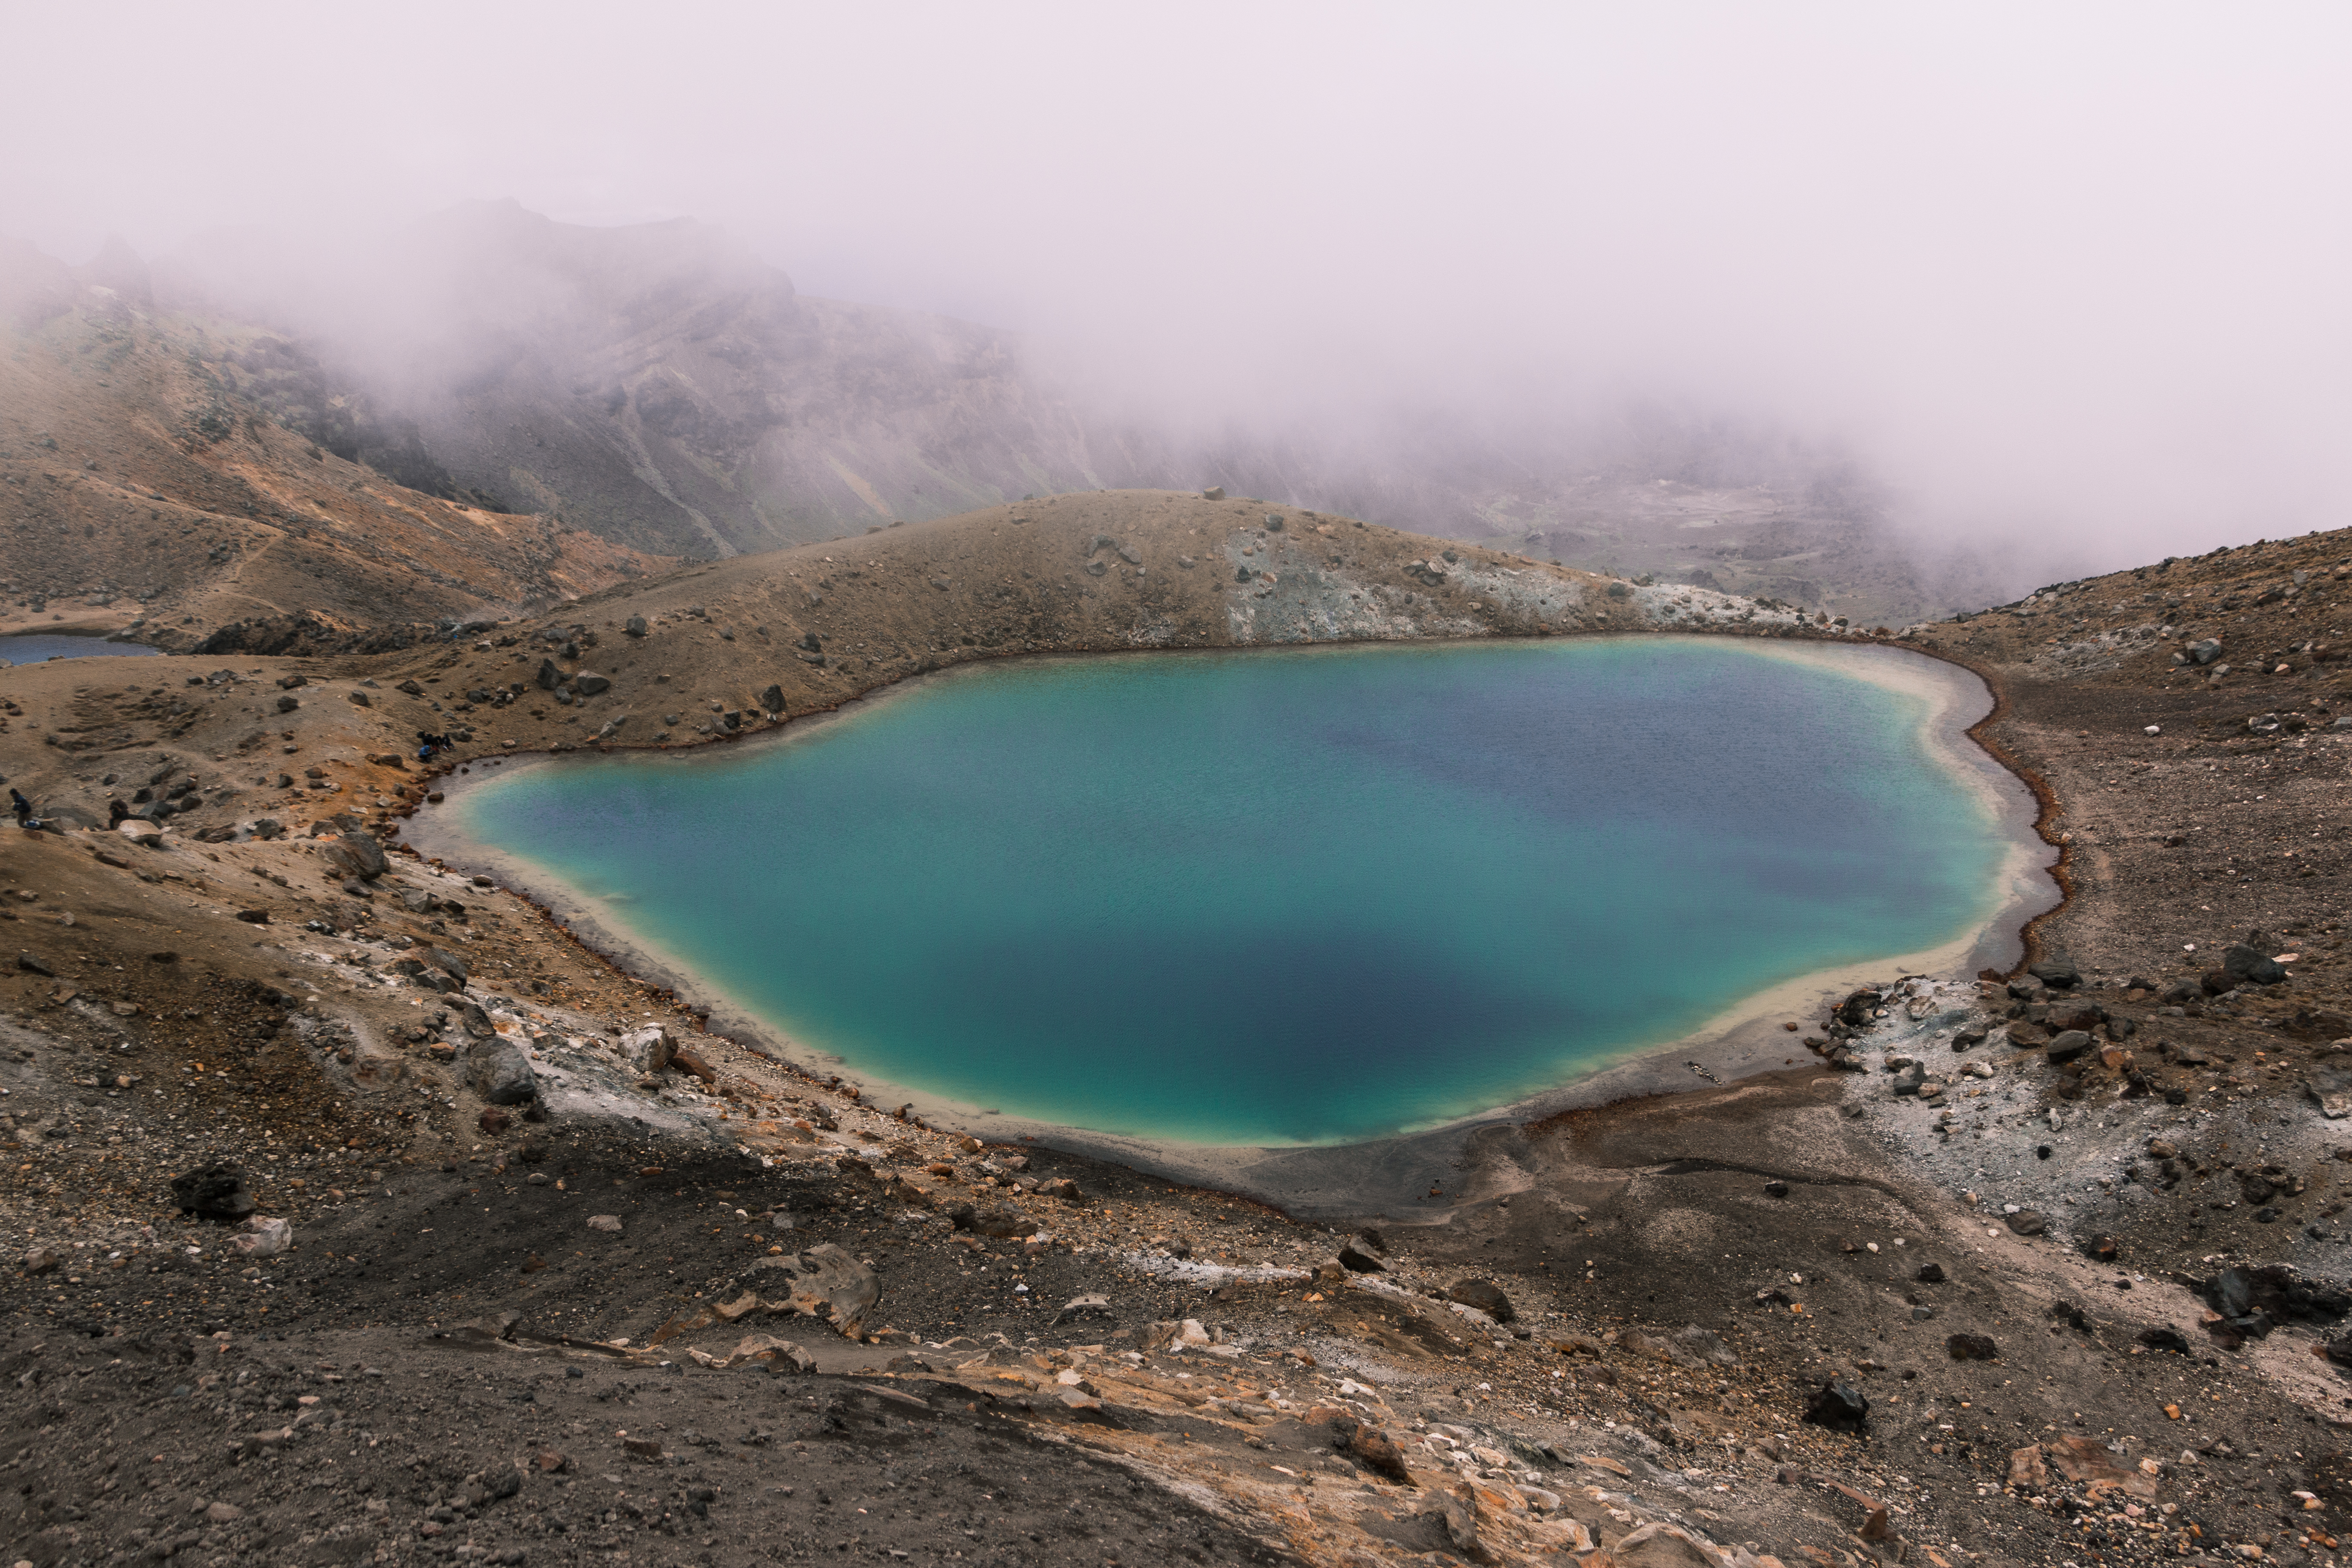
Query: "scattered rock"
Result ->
[[586, 1214, 623, 1233], [468, 1039, 537, 1106], [723, 1333, 816, 1372], [1446, 1279, 1515, 1322], [170, 1164, 255, 1222], [2309, 1069, 2352, 1119], [2005, 1210, 2049, 1236], [1337, 1240, 1386, 1272], [1431, 1483, 1484, 1559], [748, 1243, 881, 1336], [1345, 1424, 1415, 1484], [1803, 1378, 1869, 1431], [1672, 1325, 1738, 1366], [1946, 1332, 2000, 1361], [2045, 1031, 2095, 1064], [1916, 1261, 1947, 1283], [1611, 1522, 1724, 1567], [322, 832, 388, 882], [230, 1217, 293, 1258], [618, 1023, 675, 1074]]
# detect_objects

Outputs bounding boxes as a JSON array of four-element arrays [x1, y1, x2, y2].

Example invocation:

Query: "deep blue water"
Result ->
[[455, 639, 2010, 1145], [0, 635, 158, 663]]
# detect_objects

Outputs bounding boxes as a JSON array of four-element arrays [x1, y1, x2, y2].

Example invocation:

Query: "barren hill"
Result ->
[[147, 203, 2010, 621], [10, 492, 2352, 1563], [156, 202, 1142, 559], [0, 239, 666, 649]]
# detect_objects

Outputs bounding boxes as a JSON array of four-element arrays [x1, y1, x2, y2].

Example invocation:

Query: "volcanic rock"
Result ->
[[618, 1023, 674, 1074], [170, 1163, 256, 1222], [468, 1039, 537, 1106], [2045, 1030, 2095, 1063], [748, 1243, 880, 1336], [1447, 1278, 1516, 1322], [1804, 1379, 1869, 1431]]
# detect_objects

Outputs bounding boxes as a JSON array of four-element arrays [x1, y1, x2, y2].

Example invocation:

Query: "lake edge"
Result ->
[[404, 635, 2059, 1173]]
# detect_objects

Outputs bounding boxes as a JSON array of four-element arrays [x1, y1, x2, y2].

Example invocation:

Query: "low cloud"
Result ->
[[7, 4, 2348, 588]]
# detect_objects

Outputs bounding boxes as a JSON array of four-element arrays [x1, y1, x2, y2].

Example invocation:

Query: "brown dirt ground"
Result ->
[[6, 499, 2352, 1568]]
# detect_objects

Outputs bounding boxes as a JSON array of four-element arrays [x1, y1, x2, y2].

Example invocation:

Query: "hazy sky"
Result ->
[[8, 2, 2351, 569]]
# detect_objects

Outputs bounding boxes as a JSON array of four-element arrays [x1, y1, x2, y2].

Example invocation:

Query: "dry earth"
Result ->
[[3, 494, 2352, 1568], [0, 242, 664, 649]]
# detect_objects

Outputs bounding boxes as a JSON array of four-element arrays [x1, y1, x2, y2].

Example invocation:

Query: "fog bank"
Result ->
[[6, 3, 2349, 584]]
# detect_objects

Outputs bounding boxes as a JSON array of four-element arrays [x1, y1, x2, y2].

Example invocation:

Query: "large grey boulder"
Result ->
[[1672, 1325, 1739, 1366], [618, 1023, 674, 1074], [1447, 1278, 1515, 1322], [468, 1039, 537, 1106], [323, 832, 388, 882], [2309, 1067, 2352, 1120]]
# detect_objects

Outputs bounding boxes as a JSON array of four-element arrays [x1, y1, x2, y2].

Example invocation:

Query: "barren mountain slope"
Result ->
[[9, 502, 2352, 1566], [153, 204, 2024, 617], [0, 250, 666, 648], [158, 202, 1150, 559]]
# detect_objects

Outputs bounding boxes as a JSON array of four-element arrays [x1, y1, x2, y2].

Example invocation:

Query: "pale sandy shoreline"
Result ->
[[404, 633, 2060, 1218]]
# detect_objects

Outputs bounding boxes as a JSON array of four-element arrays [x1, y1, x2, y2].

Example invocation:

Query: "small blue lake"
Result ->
[[452, 638, 2024, 1145], [0, 635, 159, 664]]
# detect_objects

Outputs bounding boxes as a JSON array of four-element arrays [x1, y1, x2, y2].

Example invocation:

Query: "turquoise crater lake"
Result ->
[[448, 639, 2027, 1146]]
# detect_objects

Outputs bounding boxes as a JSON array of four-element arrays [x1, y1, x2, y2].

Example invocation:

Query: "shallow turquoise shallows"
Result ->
[[455, 640, 2010, 1145]]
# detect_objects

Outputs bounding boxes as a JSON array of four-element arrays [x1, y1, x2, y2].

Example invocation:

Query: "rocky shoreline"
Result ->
[[399, 631, 2055, 1224]]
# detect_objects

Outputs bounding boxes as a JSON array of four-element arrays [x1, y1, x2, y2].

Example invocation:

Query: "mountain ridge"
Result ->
[[123, 201, 2006, 624]]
